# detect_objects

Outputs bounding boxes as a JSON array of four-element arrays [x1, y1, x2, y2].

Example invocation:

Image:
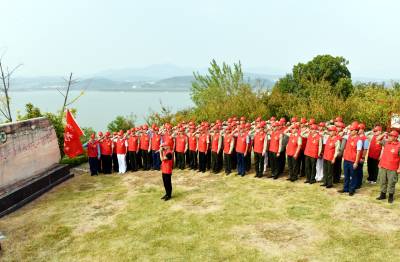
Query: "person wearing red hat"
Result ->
[[285, 124, 302, 181], [83, 133, 101, 176], [338, 124, 363, 196], [175, 128, 188, 170], [223, 126, 235, 175], [355, 123, 368, 189], [188, 125, 198, 170], [302, 124, 323, 184], [198, 127, 210, 173], [112, 131, 119, 172], [127, 128, 139, 172], [315, 122, 327, 182], [333, 121, 345, 183], [268, 122, 283, 179], [160, 142, 174, 201], [244, 122, 253, 172], [115, 130, 128, 174], [210, 125, 223, 173], [139, 125, 151, 170], [253, 124, 267, 178], [321, 126, 341, 188], [99, 131, 113, 174], [298, 118, 308, 178], [376, 130, 400, 203], [366, 125, 384, 183], [151, 126, 162, 171], [235, 124, 250, 176]]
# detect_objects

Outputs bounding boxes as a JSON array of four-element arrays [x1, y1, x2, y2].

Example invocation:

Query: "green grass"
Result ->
[[1, 168, 400, 261]]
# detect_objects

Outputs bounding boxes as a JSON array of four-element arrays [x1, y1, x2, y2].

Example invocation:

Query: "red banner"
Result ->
[[63, 110, 84, 158]]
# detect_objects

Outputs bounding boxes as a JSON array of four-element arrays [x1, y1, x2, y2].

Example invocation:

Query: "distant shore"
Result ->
[[11, 88, 191, 93]]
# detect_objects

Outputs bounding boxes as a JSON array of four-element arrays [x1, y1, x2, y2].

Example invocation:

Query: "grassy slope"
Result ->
[[0, 169, 399, 262]]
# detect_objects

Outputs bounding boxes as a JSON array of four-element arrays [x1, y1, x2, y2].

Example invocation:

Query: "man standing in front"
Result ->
[[376, 130, 400, 203], [160, 143, 174, 201]]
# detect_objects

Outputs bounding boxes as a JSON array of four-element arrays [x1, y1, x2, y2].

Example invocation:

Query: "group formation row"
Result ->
[[83, 116, 400, 203]]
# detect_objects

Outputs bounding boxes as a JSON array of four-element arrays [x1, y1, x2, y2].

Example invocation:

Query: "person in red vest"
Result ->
[[223, 126, 235, 175], [355, 123, 368, 189], [127, 127, 139, 172], [245, 122, 253, 172], [321, 126, 341, 188], [338, 122, 363, 196], [268, 122, 282, 179], [197, 127, 209, 173], [253, 123, 267, 178], [112, 131, 119, 172], [376, 130, 400, 203], [160, 142, 174, 201], [285, 123, 302, 181], [188, 125, 198, 170], [97, 131, 104, 173], [367, 125, 384, 183], [140, 125, 151, 170], [211, 124, 223, 173], [298, 117, 308, 177], [235, 124, 250, 176], [115, 130, 128, 174], [333, 121, 345, 183], [99, 131, 113, 174], [151, 126, 162, 170], [175, 127, 188, 170], [302, 123, 322, 184], [83, 133, 101, 176]]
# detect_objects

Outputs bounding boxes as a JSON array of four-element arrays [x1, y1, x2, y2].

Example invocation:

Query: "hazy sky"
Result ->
[[1, 0, 399, 78]]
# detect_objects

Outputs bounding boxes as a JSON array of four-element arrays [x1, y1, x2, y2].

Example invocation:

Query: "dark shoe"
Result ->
[[286, 178, 291, 181], [376, 192, 386, 200], [309, 181, 316, 184], [337, 189, 347, 193], [349, 192, 354, 196], [326, 185, 333, 188], [320, 184, 327, 187], [304, 181, 310, 184], [255, 175, 259, 178], [388, 194, 394, 203], [273, 176, 278, 180], [161, 195, 167, 200], [164, 196, 171, 201]]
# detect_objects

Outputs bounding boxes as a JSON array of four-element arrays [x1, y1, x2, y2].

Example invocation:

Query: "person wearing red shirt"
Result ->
[[127, 128, 139, 172], [333, 121, 345, 183], [223, 126, 235, 175], [140, 125, 151, 170], [83, 133, 100, 176], [302, 124, 323, 184], [112, 131, 119, 172], [298, 117, 308, 178], [268, 122, 283, 179], [235, 124, 250, 176], [322, 126, 341, 188], [175, 128, 188, 170], [115, 130, 128, 174], [376, 130, 400, 203], [160, 143, 174, 201], [367, 125, 383, 183], [211, 124, 223, 174], [99, 131, 113, 174], [285, 124, 302, 181], [151, 126, 162, 170], [253, 124, 267, 178], [197, 127, 210, 173], [188, 125, 198, 170]]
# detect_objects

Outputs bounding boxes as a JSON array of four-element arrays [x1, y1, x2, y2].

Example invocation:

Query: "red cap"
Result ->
[[245, 123, 251, 128], [389, 130, 399, 138], [300, 117, 307, 124], [291, 117, 298, 123], [98, 131, 103, 137], [273, 122, 280, 127], [319, 122, 326, 127], [270, 116, 276, 121], [335, 116, 343, 122], [105, 131, 110, 137], [154, 126, 159, 131], [131, 127, 135, 132], [328, 126, 337, 132], [90, 133, 95, 139], [127, 130, 131, 134], [240, 123, 246, 129], [310, 124, 318, 130], [118, 130, 124, 136], [240, 116, 246, 121], [113, 132, 117, 136], [373, 126, 382, 132], [309, 118, 316, 125], [358, 123, 365, 130], [335, 122, 345, 128], [350, 121, 359, 131], [256, 116, 261, 122], [292, 123, 300, 130], [143, 124, 148, 130], [232, 117, 237, 122]]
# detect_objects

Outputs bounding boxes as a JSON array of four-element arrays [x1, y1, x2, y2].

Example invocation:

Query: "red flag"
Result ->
[[63, 110, 84, 158]]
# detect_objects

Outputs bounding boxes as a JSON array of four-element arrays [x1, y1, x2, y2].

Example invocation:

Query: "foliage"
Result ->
[[60, 154, 88, 166], [107, 114, 136, 132], [145, 102, 176, 126]]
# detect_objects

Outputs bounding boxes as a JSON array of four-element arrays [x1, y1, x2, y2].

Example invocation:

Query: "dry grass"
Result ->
[[0, 167, 400, 262]]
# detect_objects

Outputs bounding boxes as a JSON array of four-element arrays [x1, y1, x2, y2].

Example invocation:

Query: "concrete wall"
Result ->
[[0, 117, 61, 191]]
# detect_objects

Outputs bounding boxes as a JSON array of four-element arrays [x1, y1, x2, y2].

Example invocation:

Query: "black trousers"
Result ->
[[176, 152, 186, 170], [137, 150, 143, 169], [305, 156, 317, 183], [162, 173, 172, 197], [333, 156, 342, 183], [278, 150, 286, 174], [112, 153, 119, 172], [98, 155, 103, 173], [206, 149, 211, 170], [254, 152, 264, 177], [287, 155, 300, 180], [299, 150, 306, 177], [141, 149, 151, 170], [101, 154, 112, 174], [323, 159, 334, 187], [186, 150, 190, 166], [224, 153, 232, 174], [88, 157, 99, 175], [245, 152, 251, 172], [199, 152, 207, 172], [189, 150, 198, 169], [232, 148, 237, 169], [128, 151, 138, 171], [269, 152, 279, 178], [211, 151, 222, 173], [367, 157, 379, 182]]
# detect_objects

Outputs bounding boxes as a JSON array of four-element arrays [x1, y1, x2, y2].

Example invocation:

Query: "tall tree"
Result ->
[[0, 55, 22, 122]]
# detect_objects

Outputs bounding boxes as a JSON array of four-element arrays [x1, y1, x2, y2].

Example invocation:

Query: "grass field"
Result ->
[[1, 167, 400, 262]]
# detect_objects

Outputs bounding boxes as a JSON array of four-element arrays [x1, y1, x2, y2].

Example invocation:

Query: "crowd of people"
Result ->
[[83, 116, 400, 203]]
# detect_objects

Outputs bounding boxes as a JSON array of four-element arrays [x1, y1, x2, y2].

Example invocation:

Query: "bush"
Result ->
[[60, 154, 88, 166], [107, 114, 136, 132]]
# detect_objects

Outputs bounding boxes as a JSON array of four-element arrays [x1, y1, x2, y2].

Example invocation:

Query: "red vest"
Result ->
[[198, 134, 208, 153], [368, 135, 382, 160], [100, 138, 112, 155], [87, 140, 98, 158], [223, 134, 233, 154], [188, 133, 197, 151], [151, 133, 161, 151], [140, 133, 150, 150], [175, 135, 187, 153], [128, 135, 139, 152], [268, 131, 280, 153], [161, 149, 173, 174], [247, 133, 253, 153], [379, 141, 400, 171], [163, 134, 174, 149], [116, 139, 127, 154], [304, 134, 320, 159], [253, 132, 266, 154], [343, 135, 361, 162], [286, 134, 299, 157], [211, 133, 220, 152], [235, 133, 247, 154], [323, 136, 340, 161]]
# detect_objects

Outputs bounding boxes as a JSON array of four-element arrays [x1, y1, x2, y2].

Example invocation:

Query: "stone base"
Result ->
[[0, 164, 73, 218]]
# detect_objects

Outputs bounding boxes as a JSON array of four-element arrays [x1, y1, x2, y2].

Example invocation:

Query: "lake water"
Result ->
[[9, 90, 193, 131]]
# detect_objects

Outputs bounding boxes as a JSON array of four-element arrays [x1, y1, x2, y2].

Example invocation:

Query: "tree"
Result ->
[[56, 72, 84, 120], [0, 55, 22, 122], [107, 114, 136, 132]]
